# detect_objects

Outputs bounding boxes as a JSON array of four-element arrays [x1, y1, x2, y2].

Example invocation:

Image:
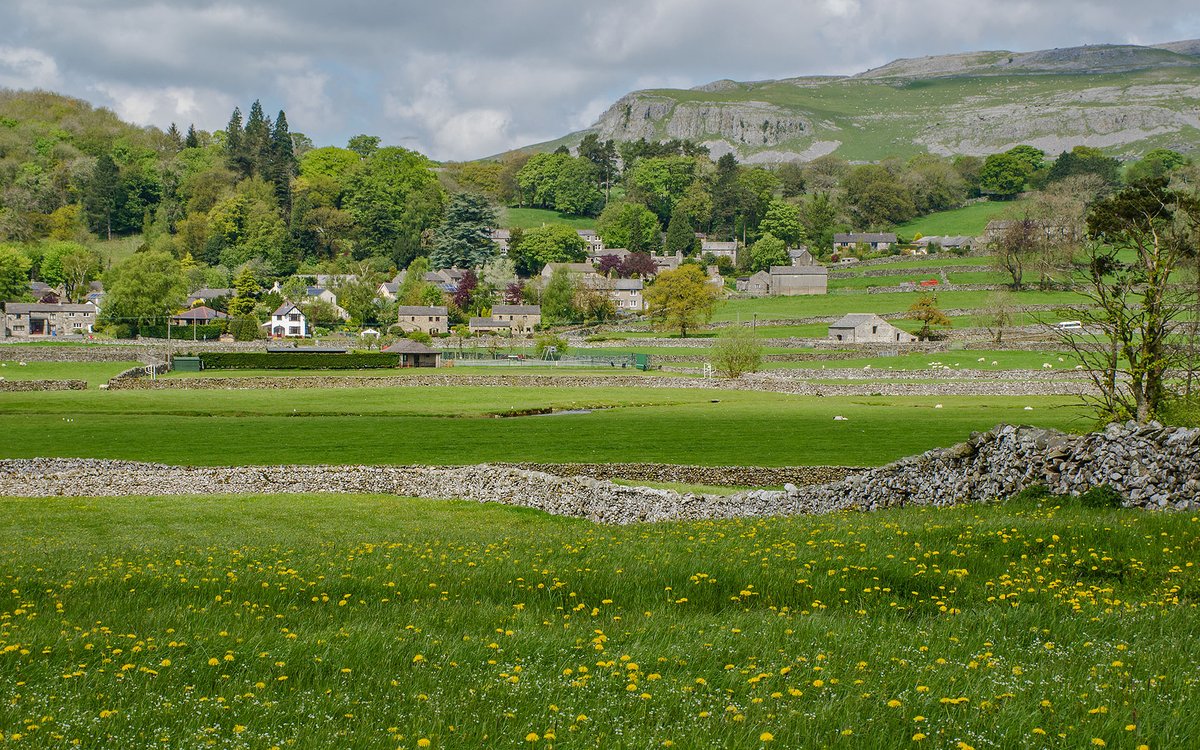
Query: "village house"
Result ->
[[383, 338, 442, 368], [541, 262, 604, 287], [491, 304, 541, 332], [652, 251, 685, 274], [170, 306, 229, 326], [828, 313, 917, 344], [3, 302, 97, 337], [265, 302, 308, 338], [700, 240, 739, 263], [396, 305, 448, 335], [376, 280, 400, 300], [489, 229, 512, 254], [468, 317, 512, 334], [606, 278, 646, 312], [833, 233, 898, 253], [912, 235, 975, 253], [576, 229, 604, 253], [186, 287, 233, 307], [425, 268, 467, 293]]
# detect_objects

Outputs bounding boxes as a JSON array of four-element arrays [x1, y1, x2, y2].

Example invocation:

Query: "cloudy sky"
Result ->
[[2, 1, 1198, 161]]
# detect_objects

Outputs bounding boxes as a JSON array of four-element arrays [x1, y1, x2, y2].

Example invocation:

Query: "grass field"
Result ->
[[500, 208, 597, 230], [714, 289, 1083, 323], [0, 387, 1089, 467], [0, 360, 142, 387], [1, 493, 1195, 748], [893, 200, 1031, 238], [766, 349, 1083, 371]]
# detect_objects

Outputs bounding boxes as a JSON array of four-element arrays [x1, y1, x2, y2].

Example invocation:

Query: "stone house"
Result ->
[[3, 302, 97, 337], [396, 305, 448, 335], [833, 233, 897, 252], [265, 302, 308, 338], [700, 240, 738, 263], [468, 317, 512, 334], [490, 228, 512, 254], [170, 306, 229, 326], [186, 287, 233, 307], [739, 271, 773, 295], [383, 339, 442, 368], [491, 304, 541, 332], [651, 251, 685, 274], [377, 281, 400, 301], [607, 278, 646, 312], [576, 229, 604, 253], [828, 313, 917, 344]]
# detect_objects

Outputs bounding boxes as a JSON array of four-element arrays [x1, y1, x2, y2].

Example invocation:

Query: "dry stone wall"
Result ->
[[1, 423, 1193, 522], [0, 379, 86, 392]]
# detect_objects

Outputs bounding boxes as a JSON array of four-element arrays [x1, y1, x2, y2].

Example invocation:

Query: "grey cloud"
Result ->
[[1, 0, 1198, 160]]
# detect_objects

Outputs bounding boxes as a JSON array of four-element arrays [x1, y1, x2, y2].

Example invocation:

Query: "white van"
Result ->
[[1055, 320, 1083, 330]]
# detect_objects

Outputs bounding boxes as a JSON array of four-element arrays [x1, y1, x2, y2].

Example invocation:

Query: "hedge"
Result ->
[[196, 352, 402, 370], [138, 324, 226, 340]]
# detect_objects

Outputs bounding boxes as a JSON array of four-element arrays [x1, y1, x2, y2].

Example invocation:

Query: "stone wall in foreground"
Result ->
[[0, 379, 87, 392], [497, 463, 858, 487], [1, 423, 1194, 522]]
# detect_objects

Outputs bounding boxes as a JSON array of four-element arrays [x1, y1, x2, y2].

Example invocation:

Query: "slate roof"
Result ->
[[770, 265, 828, 276], [829, 313, 888, 329], [470, 317, 511, 327], [396, 306, 448, 317], [5, 302, 96, 314], [171, 306, 229, 322], [492, 305, 541, 315], [271, 302, 303, 317], [834, 233, 897, 243], [383, 339, 441, 354]]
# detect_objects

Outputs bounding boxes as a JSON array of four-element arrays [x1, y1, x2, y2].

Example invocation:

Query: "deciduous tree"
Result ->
[[644, 265, 719, 338]]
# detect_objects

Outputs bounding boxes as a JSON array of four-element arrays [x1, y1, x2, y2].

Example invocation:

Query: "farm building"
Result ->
[[828, 313, 917, 344]]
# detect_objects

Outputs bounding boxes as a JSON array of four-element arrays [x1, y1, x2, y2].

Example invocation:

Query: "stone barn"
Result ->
[[828, 313, 917, 344]]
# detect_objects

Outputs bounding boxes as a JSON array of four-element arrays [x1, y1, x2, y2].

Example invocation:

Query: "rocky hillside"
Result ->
[[534, 41, 1200, 163]]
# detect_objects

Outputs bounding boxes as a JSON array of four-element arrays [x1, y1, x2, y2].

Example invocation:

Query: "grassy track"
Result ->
[[0, 388, 1089, 467], [0, 494, 1195, 748]]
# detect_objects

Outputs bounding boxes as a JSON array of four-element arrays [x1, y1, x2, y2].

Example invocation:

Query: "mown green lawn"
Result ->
[[0, 360, 143, 387], [0, 494, 1195, 749], [0, 387, 1089, 467]]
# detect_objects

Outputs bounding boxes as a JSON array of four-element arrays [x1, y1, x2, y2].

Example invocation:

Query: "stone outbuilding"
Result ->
[[828, 313, 917, 344], [383, 338, 442, 368]]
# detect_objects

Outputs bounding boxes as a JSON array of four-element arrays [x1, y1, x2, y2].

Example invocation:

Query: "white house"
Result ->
[[265, 302, 308, 338]]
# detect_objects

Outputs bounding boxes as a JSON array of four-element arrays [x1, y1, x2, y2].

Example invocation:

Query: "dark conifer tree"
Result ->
[[224, 107, 247, 175], [184, 124, 200, 148], [83, 153, 121, 240], [268, 110, 297, 211], [165, 123, 183, 151], [243, 100, 271, 177]]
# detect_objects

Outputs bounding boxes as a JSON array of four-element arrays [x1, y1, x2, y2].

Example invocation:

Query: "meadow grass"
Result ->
[[0, 494, 1195, 748], [765, 349, 1084, 371], [500, 208, 597, 230], [714, 289, 1083, 323], [893, 200, 1032, 238], [0, 388, 1089, 467]]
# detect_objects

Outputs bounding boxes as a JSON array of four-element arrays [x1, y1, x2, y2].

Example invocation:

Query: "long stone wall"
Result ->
[[0, 379, 87, 392], [104, 371, 1094, 397], [1, 422, 1192, 522], [497, 463, 858, 487]]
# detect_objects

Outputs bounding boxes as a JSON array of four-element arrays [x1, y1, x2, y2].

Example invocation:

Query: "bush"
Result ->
[[405, 331, 433, 345], [227, 316, 261, 342], [1079, 484, 1124, 509], [196, 352, 401, 370], [1007, 484, 1052, 502], [710, 326, 763, 378], [137, 324, 226, 340], [534, 333, 568, 358]]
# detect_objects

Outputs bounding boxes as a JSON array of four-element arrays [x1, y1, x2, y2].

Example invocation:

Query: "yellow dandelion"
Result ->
[[760, 732, 774, 742], [912, 733, 927, 742], [417, 739, 431, 748], [525, 732, 540, 742]]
